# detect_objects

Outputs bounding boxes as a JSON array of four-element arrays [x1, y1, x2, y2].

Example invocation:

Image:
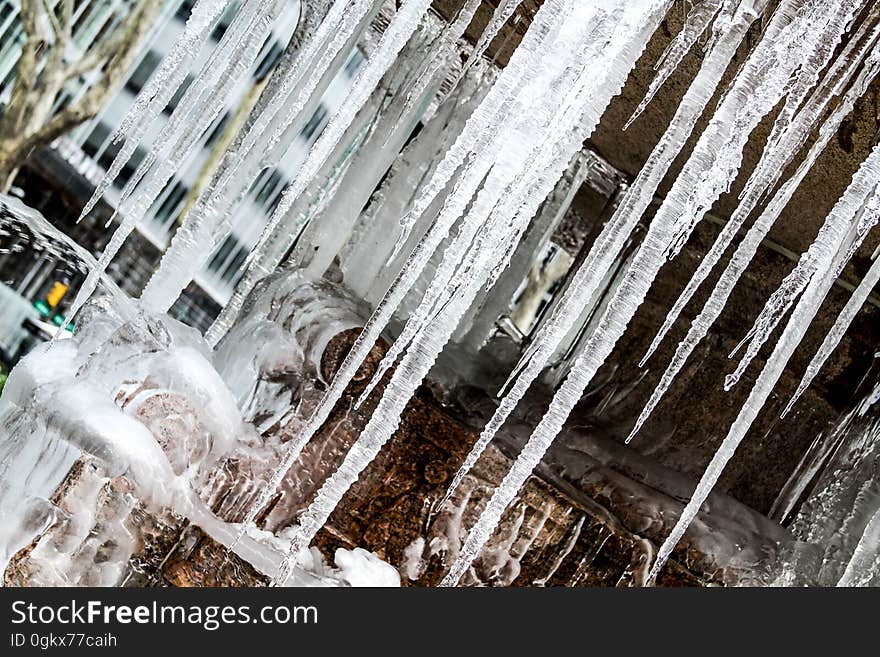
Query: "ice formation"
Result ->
[[5, 0, 880, 588], [0, 229, 397, 586]]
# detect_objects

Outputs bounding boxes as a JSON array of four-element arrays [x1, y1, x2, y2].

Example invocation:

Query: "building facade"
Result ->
[[1, 0, 363, 333]]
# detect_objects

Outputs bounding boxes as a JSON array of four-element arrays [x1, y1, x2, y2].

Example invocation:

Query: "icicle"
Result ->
[[642, 22, 880, 370], [274, 284, 475, 585], [277, 68, 611, 580], [386, 0, 483, 144], [77, 0, 231, 223], [137, 0, 380, 312], [784, 203, 880, 417], [624, 0, 724, 129], [726, 169, 878, 391], [268, 1, 665, 581], [227, 0, 576, 548], [385, 2, 547, 259], [628, 26, 880, 442], [442, 0, 855, 586], [246, 0, 436, 264], [648, 146, 880, 582], [63, 0, 285, 327], [443, 0, 763, 502], [451, 0, 523, 88], [355, 7, 619, 408]]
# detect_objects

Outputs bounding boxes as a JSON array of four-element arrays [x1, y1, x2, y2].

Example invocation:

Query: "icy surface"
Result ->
[[6, 0, 880, 589], [0, 274, 396, 586]]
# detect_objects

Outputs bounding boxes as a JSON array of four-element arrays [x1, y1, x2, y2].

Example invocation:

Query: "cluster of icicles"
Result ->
[[66, 0, 880, 585]]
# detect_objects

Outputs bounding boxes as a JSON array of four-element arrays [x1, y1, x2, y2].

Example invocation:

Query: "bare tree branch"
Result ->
[[65, 0, 160, 80], [41, 0, 63, 39], [0, 0, 161, 189], [36, 1, 161, 142], [1, 0, 46, 137]]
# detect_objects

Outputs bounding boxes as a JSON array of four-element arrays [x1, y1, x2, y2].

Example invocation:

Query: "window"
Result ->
[[82, 122, 111, 159], [300, 104, 328, 143], [51, 91, 73, 114], [118, 147, 147, 187], [252, 168, 284, 208], [254, 41, 283, 81], [211, 4, 237, 41], [204, 112, 230, 148], [206, 235, 249, 285], [207, 234, 237, 272], [88, 13, 116, 47], [154, 180, 189, 226], [125, 50, 161, 95], [164, 74, 193, 115], [221, 246, 248, 283], [176, 0, 196, 20], [343, 49, 365, 79]]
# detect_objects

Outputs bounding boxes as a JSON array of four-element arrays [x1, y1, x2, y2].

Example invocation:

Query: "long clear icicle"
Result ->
[[624, 0, 724, 129], [642, 6, 880, 366], [273, 1, 655, 583], [138, 0, 381, 311], [228, 0, 574, 547], [176, 0, 435, 316], [205, 0, 482, 336], [442, 0, 764, 505], [450, 0, 522, 89], [355, 5, 625, 406], [783, 194, 880, 416], [628, 17, 880, 442], [388, 0, 483, 140], [442, 0, 849, 586], [77, 0, 231, 222], [648, 142, 880, 582], [64, 0, 284, 326], [726, 156, 878, 390]]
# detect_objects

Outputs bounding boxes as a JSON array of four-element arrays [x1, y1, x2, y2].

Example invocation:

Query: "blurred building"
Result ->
[[1, 0, 363, 332]]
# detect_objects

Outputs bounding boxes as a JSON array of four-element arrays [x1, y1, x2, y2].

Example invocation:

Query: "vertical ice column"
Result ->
[[226, 0, 574, 544], [648, 142, 880, 581], [439, 0, 765, 513], [441, 0, 854, 586], [290, 20, 454, 279], [337, 64, 493, 304], [219, 0, 436, 303]]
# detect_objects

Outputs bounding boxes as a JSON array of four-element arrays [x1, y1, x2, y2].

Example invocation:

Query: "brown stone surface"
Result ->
[[161, 528, 268, 588], [267, 330, 715, 586]]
